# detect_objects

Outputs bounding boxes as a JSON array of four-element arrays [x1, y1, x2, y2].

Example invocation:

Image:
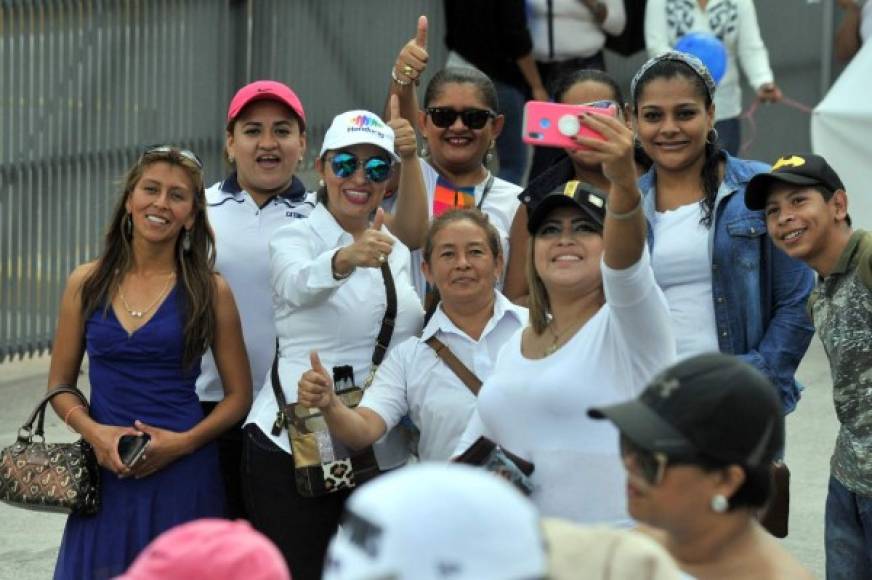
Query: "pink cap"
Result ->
[[226, 80, 306, 129], [117, 519, 290, 580]]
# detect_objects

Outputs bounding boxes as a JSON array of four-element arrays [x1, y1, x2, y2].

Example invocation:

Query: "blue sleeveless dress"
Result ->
[[54, 286, 225, 580]]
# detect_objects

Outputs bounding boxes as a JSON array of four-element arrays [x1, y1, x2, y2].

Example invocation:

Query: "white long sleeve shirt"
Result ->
[[245, 203, 424, 468], [528, 0, 627, 61], [456, 249, 676, 526], [645, 0, 774, 120], [359, 292, 527, 462]]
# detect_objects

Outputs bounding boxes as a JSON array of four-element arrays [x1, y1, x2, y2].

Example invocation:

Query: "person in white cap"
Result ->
[[242, 106, 425, 580], [323, 463, 548, 580]]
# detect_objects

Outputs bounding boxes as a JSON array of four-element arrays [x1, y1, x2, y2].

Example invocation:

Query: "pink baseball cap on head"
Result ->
[[226, 80, 306, 129], [116, 519, 290, 580]]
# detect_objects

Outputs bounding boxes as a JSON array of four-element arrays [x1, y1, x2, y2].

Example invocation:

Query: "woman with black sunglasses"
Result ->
[[241, 108, 425, 580], [49, 147, 251, 579], [589, 353, 812, 579], [388, 17, 522, 302]]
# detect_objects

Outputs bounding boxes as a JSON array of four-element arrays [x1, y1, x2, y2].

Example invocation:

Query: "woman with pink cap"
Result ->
[[194, 81, 427, 521]]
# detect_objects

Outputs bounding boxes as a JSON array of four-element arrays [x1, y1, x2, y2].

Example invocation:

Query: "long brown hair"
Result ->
[[525, 236, 551, 335], [80, 148, 216, 369]]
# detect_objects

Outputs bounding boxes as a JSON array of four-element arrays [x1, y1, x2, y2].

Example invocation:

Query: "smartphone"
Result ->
[[118, 434, 150, 467], [522, 100, 617, 150]]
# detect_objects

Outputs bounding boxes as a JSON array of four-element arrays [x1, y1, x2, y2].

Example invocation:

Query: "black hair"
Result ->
[[632, 59, 721, 228], [688, 455, 773, 511], [423, 67, 499, 112], [553, 68, 624, 105], [813, 185, 852, 227]]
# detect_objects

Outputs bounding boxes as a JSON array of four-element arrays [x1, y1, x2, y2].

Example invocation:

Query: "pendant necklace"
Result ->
[[119, 272, 176, 319], [544, 319, 582, 356]]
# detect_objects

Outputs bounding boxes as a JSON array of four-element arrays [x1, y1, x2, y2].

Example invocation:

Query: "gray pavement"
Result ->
[[0, 339, 837, 579]]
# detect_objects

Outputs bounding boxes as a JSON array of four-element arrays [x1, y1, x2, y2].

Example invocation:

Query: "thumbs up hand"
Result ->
[[298, 351, 336, 410], [387, 94, 417, 160], [333, 208, 395, 273], [393, 15, 428, 86]]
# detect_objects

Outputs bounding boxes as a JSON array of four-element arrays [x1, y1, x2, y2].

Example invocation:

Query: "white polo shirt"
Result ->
[[359, 291, 527, 462], [196, 174, 316, 403], [383, 158, 521, 298], [245, 203, 424, 469]]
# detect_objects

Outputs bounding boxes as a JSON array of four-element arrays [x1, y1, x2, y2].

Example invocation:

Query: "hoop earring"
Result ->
[[710, 494, 729, 513], [123, 213, 133, 238], [182, 229, 192, 253], [706, 128, 720, 145]]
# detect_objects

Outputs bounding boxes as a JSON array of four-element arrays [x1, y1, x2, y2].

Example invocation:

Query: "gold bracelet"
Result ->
[[391, 68, 411, 87], [63, 404, 86, 433], [606, 196, 643, 221]]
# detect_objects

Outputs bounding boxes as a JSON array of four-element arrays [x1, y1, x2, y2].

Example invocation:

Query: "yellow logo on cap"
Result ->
[[563, 181, 580, 197], [772, 155, 805, 172]]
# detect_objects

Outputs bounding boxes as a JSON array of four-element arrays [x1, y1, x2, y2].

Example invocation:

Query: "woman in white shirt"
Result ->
[[389, 26, 522, 300], [297, 209, 527, 462], [455, 112, 675, 526], [644, 0, 782, 155], [241, 109, 425, 580]]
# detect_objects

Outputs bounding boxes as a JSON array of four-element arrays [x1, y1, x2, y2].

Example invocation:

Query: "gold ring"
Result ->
[[378, 254, 386, 264], [402, 64, 414, 77]]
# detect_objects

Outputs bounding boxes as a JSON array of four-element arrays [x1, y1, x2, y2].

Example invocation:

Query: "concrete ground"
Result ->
[[0, 339, 837, 579]]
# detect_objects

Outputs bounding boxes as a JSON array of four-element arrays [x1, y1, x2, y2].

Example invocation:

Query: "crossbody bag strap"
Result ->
[[270, 339, 288, 436], [425, 336, 482, 396]]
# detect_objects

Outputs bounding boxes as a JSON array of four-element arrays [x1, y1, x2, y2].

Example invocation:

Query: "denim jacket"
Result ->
[[638, 153, 815, 413]]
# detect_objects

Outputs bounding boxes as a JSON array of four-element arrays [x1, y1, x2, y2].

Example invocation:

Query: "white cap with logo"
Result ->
[[319, 110, 399, 162], [323, 463, 548, 580]]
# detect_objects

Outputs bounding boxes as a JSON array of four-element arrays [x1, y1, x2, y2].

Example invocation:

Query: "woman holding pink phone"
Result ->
[[505, 69, 647, 304]]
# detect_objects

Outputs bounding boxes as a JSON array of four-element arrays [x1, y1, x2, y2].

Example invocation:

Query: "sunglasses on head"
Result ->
[[329, 151, 392, 183], [426, 107, 496, 130], [143, 145, 204, 170]]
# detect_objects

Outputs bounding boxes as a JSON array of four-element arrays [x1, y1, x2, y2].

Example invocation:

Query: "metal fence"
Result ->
[[0, 0, 833, 361]]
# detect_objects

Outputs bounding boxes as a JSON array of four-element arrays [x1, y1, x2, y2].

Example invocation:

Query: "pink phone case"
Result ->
[[522, 101, 617, 150]]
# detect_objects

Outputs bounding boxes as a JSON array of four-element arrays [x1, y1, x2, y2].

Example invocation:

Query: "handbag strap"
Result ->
[[24, 384, 89, 439], [270, 261, 398, 436], [425, 336, 482, 396]]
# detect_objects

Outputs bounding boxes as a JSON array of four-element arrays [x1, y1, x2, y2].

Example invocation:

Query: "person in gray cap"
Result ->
[[746, 152, 872, 579], [589, 353, 812, 580]]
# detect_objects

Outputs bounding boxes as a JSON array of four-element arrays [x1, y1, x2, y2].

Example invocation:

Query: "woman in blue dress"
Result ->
[[47, 147, 252, 579]]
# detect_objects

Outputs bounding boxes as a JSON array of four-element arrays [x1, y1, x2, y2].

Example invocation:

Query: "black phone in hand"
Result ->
[[118, 434, 150, 467]]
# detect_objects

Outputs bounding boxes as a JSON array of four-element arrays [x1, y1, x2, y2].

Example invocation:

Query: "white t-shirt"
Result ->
[[196, 177, 315, 402], [359, 292, 528, 462], [245, 204, 424, 469], [384, 158, 521, 299], [527, 0, 626, 61], [456, 249, 676, 526], [651, 202, 720, 359], [645, 0, 775, 121]]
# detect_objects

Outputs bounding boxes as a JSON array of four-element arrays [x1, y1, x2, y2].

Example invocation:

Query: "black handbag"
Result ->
[[0, 385, 100, 515], [271, 262, 397, 498]]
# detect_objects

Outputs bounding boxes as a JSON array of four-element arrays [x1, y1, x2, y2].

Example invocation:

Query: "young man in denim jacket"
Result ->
[[746, 153, 872, 578]]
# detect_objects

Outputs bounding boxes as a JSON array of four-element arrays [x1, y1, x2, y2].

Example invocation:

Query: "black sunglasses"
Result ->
[[329, 151, 392, 183], [426, 107, 496, 130], [143, 145, 204, 170]]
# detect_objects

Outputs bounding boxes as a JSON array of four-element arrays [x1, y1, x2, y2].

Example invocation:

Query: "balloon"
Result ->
[[675, 32, 728, 85]]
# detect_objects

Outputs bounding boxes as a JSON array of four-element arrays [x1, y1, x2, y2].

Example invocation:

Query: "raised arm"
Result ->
[[575, 112, 645, 269], [297, 351, 387, 450], [384, 94, 428, 250], [387, 15, 428, 129]]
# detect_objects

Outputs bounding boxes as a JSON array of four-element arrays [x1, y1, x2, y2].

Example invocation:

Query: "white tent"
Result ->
[[812, 42, 872, 231]]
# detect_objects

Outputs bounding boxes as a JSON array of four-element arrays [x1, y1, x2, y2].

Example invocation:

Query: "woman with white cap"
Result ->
[[241, 107, 425, 580], [196, 82, 427, 519]]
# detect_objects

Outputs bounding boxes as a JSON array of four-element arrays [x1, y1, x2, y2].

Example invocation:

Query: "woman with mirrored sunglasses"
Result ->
[[50, 147, 251, 579], [454, 109, 676, 527], [589, 353, 812, 579], [196, 82, 428, 524], [241, 109, 425, 580], [387, 17, 522, 302]]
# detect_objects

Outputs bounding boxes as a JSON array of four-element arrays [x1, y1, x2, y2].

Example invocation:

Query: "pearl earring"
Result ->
[[710, 494, 729, 513]]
